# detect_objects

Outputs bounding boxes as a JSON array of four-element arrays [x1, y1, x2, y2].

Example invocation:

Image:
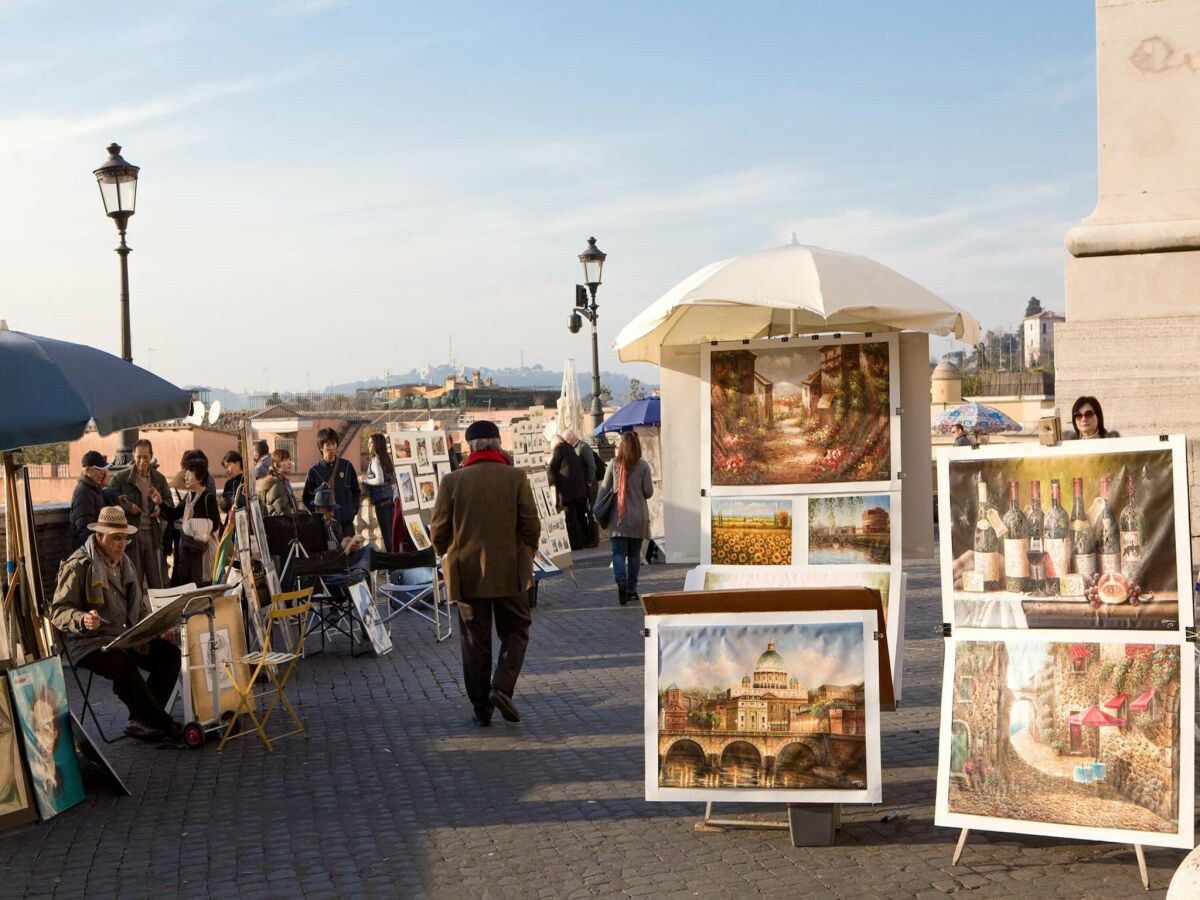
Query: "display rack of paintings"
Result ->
[[645, 609, 881, 804], [390, 431, 438, 475], [511, 417, 548, 469], [527, 470, 573, 569], [8, 657, 84, 821]]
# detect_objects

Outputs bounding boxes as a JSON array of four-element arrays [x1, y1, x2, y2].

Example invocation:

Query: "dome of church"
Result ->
[[755, 641, 785, 672], [790, 676, 799, 687], [932, 360, 961, 381], [741, 674, 751, 686]]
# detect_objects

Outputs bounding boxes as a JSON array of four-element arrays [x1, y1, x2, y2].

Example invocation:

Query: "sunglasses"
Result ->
[[1074, 410, 1096, 420]]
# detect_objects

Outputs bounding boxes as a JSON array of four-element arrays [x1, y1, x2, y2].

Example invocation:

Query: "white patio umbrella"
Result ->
[[557, 358, 584, 437], [614, 237, 981, 364]]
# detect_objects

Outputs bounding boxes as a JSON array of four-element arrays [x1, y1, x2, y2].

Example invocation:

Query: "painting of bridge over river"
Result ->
[[647, 612, 881, 803], [808, 494, 891, 564]]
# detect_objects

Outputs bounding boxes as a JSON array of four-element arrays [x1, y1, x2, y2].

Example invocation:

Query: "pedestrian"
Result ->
[[565, 428, 600, 547], [547, 434, 588, 550], [1066, 395, 1119, 440], [951, 423, 976, 447], [252, 440, 271, 479], [598, 431, 654, 606], [302, 427, 362, 537], [50, 506, 182, 742], [361, 433, 398, 551], [219, 450, 246, 525], [68, 451, 112, 550], [430, 420, 540, 728], [257, 448, 299, 516], [173, 456, 221, 587], [109, 439, 176, 589]]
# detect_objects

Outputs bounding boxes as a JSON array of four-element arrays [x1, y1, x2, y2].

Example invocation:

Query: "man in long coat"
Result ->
[[431, 420, 540, 727]]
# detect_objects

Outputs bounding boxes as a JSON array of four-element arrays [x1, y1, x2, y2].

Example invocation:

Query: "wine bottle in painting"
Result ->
[[1070, 476, 1097, 579], [1042, 479, 1068, 595], [1002, 480, 1030, 593], [1120, 472, 1145, 582], [973, 480, 1001, 591], [1097, 475, 1121, 575], [1025, 480, 1044, 593]]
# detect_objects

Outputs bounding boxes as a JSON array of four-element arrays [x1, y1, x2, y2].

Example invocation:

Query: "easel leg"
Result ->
[[694, 801, 724, 833], [952, 828, 969, 865], [1133, 844, 1148, 891]]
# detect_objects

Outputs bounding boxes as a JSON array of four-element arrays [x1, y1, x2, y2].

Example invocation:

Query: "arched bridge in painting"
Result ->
[[658, 730, 867, 789]]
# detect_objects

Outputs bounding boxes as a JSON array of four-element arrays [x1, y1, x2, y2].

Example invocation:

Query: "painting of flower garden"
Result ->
[[710, 499, 792, 565], [709, 341, 891, 487]]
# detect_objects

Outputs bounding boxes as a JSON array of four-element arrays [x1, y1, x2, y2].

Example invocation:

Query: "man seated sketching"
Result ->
[[312, 486, 371, 577], [50, 507, 181, 742]]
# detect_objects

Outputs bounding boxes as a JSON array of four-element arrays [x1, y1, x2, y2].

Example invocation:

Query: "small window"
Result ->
[[957, 676, 973, 702], [1072, 656, 1087, 673], [1042, 322, 1047, 334]]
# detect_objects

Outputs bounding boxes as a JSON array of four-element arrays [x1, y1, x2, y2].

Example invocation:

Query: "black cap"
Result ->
[[81, 451, 110, 469], [464, 420, 500, 442], [313, 486, 338, 510]]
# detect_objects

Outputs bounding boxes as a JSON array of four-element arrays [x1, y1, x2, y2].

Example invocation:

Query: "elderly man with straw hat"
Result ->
[[50, 506, 182, 742]]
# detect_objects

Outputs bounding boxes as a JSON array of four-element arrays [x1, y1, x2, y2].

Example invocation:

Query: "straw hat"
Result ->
[[88, 506, 137, 535]]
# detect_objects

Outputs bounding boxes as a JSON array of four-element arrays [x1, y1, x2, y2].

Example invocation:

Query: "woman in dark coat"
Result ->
[[172, 457, 222, 587], [548, 436, 588, 550]]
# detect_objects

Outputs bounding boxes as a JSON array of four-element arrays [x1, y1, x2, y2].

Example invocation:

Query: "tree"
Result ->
[[628, 378, 647, 401]]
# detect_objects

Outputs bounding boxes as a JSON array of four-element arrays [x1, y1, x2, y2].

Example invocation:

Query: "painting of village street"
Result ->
[[709, 341, 891, 486], [710, 498, 793, 565], [943, 640, 1185, 842], [656, 622, 869, 792], [808, 495, 891, 564]]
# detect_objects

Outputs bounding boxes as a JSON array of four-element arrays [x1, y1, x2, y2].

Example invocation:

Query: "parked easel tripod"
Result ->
[[952, 828, 1149, 891]]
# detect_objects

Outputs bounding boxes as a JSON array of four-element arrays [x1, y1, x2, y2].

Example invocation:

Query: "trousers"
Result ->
[[456, 595, 531, 714], [611, 537, 643, 592], [77, 638, 181, 731], [128, 528, 165, 590]]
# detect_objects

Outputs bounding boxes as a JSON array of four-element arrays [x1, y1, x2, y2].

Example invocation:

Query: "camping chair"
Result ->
[[218, 588, 312, 752], [60, 639, 128, 745], [375, 548, 452, 643], [288, 550, 373, 656]]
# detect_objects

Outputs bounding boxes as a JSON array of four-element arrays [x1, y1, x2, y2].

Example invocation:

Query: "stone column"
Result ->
[[1057, 0, 1200, 562]]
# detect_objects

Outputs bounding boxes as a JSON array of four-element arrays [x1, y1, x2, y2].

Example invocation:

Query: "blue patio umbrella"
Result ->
[[594, 397, 661, 436], [0, 324, 193, 450]]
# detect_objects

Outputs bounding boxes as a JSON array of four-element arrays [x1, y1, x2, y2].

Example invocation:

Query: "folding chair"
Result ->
[[287, 551, 368, 656], [375, 548, 452, 643], [60, 640, 127, 745], [218, 588, 312, 752]]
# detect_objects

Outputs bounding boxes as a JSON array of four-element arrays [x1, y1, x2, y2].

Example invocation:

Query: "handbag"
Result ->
[[181, 491, 214, 551], [593, 484, 615, 530]]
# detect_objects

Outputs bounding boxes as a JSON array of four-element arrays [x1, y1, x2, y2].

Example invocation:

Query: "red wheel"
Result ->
[[182, 722, 205, 749]]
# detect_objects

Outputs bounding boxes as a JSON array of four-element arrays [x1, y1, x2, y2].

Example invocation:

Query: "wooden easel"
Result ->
[[952, 828, 1149, 890]]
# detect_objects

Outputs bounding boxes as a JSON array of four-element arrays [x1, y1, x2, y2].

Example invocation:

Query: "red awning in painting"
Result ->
[[1103, 693, 1127, 709], [1125, 644, 1154, 658], [1068, 644, 1089, 662], [1069, 705, 1125, 727], [1130, 689, 1156, 711]]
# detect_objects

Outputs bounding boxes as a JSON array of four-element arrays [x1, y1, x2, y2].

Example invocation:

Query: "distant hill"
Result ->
[[323, 364, 655, 403]]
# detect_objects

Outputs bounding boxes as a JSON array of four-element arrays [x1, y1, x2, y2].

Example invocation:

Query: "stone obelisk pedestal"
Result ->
[[1056, 0, 1200, 560]]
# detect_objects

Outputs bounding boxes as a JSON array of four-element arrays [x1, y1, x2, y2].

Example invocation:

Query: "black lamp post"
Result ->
[[94, 143, 140, 463], [569, 236, 607, 437]]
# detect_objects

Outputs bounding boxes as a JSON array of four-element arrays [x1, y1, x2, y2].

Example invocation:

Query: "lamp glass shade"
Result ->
[[94, 144, 139, 218], [578, 237, 606, 287]]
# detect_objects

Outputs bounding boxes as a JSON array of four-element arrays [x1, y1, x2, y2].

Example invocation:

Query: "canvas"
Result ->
[[429, 432, 450, 462], [703, 335, 899, 494], [8, 657, 84, 820], [807, 494, 893, 565], [70, 714, 129, 797], [646, 610, 881, 803], [187, 592, 254, 722], [415, 474, 439, 510], [390, 434, 415, 467], [414, 435, 434, 474], [0, 675, 37, 830], [349, 582, 392, 655], [405, 513, 432, 551], [937, 436, 1193, 630], [707, 498, 795, 566], [935, 632, 1194, 850], [396, 466, 417, 508], [435, 462, 452, 481]]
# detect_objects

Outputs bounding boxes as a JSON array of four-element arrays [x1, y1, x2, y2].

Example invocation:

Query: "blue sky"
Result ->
[[0, 1, 1097, 392]]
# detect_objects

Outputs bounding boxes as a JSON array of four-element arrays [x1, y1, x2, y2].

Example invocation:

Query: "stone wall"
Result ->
[[951, 642, 1009, 778]]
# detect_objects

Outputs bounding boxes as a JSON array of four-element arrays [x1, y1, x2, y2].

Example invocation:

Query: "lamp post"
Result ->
[[569, 236, 607, 438], [93, 143, 140, 463]]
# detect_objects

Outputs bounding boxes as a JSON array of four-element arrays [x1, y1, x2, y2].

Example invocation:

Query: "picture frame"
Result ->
[[404, 513, 432, 551], [186, 592, 254, 723], [429, 432, 450, 462], [395, 465, 418, 509], [8, 657, 84, 820], [0, 674, 38, 831], [414, 473, 439, 510]]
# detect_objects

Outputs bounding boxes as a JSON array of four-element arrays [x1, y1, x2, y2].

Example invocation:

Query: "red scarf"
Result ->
[[462, 449, 512, 468]]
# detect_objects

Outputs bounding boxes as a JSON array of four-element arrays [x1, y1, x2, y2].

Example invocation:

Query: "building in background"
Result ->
[[1021, 298, 1065, 368]]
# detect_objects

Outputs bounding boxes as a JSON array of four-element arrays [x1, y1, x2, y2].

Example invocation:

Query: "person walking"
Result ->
[[303, 427, 362, 538], [109, 439, 176, 589], [361, 433, 398, 551], [430, 420, 540, 728], [69, 451, 112, 550], [565, 429, 600, 547], [547, 435, 588, 550], [599, 431, 654, 606]]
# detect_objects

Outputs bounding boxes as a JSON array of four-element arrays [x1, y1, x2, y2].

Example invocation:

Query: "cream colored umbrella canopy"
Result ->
[[556, 357, 585, 437], [614, 239, 981, 364]]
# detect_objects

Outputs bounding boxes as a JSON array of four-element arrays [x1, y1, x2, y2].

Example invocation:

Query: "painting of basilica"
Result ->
[[646, 611, 880, 803], [707, 338, 893, 489], [936, 638, 1194, 849]]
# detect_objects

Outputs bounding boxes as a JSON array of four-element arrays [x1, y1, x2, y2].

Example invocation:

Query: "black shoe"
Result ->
[[489, 688, 520, 723], [124, 721, 165, 743], [628, 591, 641, 607], [617, 583, 629, 606], [471, 710, 492, 727]]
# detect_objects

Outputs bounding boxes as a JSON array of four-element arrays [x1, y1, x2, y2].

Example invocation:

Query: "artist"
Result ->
[[50, 506, 182, 743]]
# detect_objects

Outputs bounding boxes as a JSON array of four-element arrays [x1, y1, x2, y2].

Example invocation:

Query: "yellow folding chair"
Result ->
[[219, 588, 312, 752]]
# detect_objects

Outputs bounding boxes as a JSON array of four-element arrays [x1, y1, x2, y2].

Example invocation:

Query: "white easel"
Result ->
[[952, 828, 1149, 890]]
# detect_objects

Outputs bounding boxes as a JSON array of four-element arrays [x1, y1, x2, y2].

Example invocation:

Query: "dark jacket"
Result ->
[[548, 442, 587, 505], [303, 458, 361, 526], [220, 472, 246, 518], [108, 464, 178, 545], [257, 470, 299, 516], [430, 460, 540, 603], [574, 440, 598, 494], [68, 475, 107, 550]]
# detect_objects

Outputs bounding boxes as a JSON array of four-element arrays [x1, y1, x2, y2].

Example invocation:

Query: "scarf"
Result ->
[[616, 464, 628, 525], [462, 449, 511, 468], [84, 536, 138, 610]]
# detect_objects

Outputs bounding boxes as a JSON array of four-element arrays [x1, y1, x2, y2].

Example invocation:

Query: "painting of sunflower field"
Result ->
[[710, 341, 891, 487], [710, 499, 793, 565]]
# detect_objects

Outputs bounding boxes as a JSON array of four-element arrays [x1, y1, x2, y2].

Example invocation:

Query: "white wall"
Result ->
[[899, 332, 934, 561]]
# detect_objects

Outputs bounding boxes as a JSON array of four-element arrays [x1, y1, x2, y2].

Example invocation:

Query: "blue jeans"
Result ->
[[611, 537, 643, 593]]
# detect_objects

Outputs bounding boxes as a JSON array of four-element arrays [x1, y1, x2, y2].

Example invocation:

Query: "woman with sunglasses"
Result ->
[[1067, 395, 1119, 439]]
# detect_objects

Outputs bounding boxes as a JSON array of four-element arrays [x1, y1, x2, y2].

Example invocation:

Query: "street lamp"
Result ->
[[93, 143, 140, 463], [570, 236, 608, 437]]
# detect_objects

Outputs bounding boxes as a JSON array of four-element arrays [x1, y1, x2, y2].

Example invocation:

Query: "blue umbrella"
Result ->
[[932, 401, 1022, 435], [0, 325, 193, 450], [594, 397, 661, 436]]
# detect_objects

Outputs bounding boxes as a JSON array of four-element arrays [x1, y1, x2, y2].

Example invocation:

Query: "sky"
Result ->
[[0, 1, 1098, 393]]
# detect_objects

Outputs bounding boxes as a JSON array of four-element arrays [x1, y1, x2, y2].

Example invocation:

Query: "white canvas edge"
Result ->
[[937, 435, 1194, 630], [700, 333, 901, 498], [934, 635, 1195, 850], [644, 609, 882, 804]]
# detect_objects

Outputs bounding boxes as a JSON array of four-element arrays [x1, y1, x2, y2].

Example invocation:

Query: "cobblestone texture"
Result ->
[[0, 550, 1193, 898]]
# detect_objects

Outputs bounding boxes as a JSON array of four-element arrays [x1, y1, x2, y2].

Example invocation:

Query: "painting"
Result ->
[[396, 466, 417, 508], [414, 435, 433, 474], [405, 513, 431, 551], [390, 434, 414, 466], [541, 514, 572, 559], [415, 473, 439, 510], [808, 495, 891, 565], [435, 462, 452, 481], [8, 657, 84, 820], [706, 336, 896, 491], [187, 593, 253, 722], [534, 550, 560, 574], [935, 634, 1194, 849], [646, 610, 880, 803], [429, 432, 449, 462], [349, 582, 393, 656], [708, 498, 794, 566], [937, 436, 1192, 630], [0, 675, 37, 830]]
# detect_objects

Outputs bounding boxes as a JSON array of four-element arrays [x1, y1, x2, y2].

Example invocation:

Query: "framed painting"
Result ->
[[404, 513, 432, 551], [414, 473, 439, 510], [0, 675, 37, 830], [435, 462, 452, 481], [646, 610, 881, 803], [702, 334, 900, 496], [937, 436, 1193, 631], [8, 657, 84, 820], [389, 433, 416, 468], [704, 497, 797, 566], [935, 631, 1194, 849], [805, 492, 900, 567], [414, 435, 434, 474], [429, 432, 450, 462], [186, 592, 253, 722], [395, 465, 418, 509]]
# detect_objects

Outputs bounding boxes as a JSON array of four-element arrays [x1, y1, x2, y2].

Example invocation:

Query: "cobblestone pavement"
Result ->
[[0, 549, 1195, 898]]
